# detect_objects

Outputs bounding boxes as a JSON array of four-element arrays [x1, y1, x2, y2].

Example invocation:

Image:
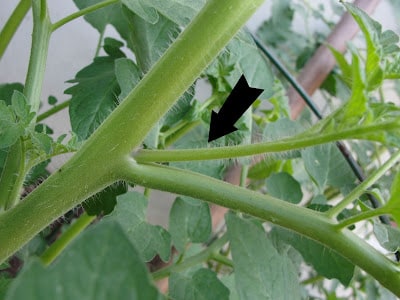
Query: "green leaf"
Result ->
[[24, 160, 50, 185], [122, 0, 205, 26], [367, 103, 400, 146], [47, 95, 57, 105], [343, 3, 383, 90], [114, 58, 141, 99], [204, 30, 274, 101], [124, 7, 180, 73], [248, 160, 282, 180], [107, 191, 171, 262], [31, 132, 53, 154], [270, 226, 355, 286], [0, 277, 11, 300], [0, 100, 24, 148], [225, 30, 274, 100], [264, 118, 304, 141], [0, 83, 24, 105], [83, 181, 128, 216], [328, 45, 352, 86], [256, 0, 294, 47], [66, 55, 122, 140], [103, 37, 126, 58], [0, 148, 9, 173], [385, 171, 400, 226], [169, 268, 229, 300], [384, 53, 400, 79], [380, 30, 400, 55], [169, 196, 211, 253], [219, 275, 240, 300], [266, 172, 302, 204], [226, 213, 301, 299], [302, 143, 356, 190], [11, 91, 31, 122], [373, 223, 400, 253], [5, 222, 161, 300], [342, 53, 368, 124], [205, 29, 274, 101]]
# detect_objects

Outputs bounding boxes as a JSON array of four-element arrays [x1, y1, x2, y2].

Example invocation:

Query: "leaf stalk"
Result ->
[[51, 0, 119, 32], [41, 212, 96, 265]]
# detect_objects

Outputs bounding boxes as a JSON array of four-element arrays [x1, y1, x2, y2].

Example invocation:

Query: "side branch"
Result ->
[[135, 122, 397, 163], [120, 160, 400, 296]]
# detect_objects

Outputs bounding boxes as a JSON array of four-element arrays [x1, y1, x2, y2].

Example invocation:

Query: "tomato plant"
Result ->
[[1, 0, 400, 298]]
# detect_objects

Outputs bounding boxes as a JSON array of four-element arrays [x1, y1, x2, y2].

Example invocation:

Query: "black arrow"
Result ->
[[208, 74, 263, 142]]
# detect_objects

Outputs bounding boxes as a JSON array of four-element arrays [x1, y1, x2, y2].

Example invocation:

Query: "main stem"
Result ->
[[121, 160, 400, 296], [0, 0, 264, 264], [86, 0, 265, 156]]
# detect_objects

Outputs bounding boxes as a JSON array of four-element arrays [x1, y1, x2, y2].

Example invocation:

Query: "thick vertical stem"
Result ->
[[87, 0, 264, 155], [0, 0, 264, 264]]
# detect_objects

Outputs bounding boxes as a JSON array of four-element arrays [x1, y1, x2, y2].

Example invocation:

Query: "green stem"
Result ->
[[41, 212, 96, 265], [164, 120, 201, 147], [152, 234, 228, 281], [121, 160, 400, 296], [36, 100, 70, 122], [211, 253, 233, 268], [51, 0, 119, 32], [0, 0, 264, 265], [0, 150, 124, 264], [326, 150, 400, 218], [0, 0, 31, 60], [94, 29, 105, 58], [335, 207, 388, 230], [301, 275, 324, 285], [240, 165, 248, 187], [24, 0, 52, 114], [88, 0, 265, 156], [134, 122, 398, 163], [0, 1, 52, 210], [0, 140, 25, 210], [200, 93, 221, 111], [162, 120, 189, 138], [144, 187, 151, 198], [366, 189, 385, 206]]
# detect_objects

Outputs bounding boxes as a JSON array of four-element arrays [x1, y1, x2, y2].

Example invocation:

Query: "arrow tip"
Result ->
[[208, 111, 238, 142]]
